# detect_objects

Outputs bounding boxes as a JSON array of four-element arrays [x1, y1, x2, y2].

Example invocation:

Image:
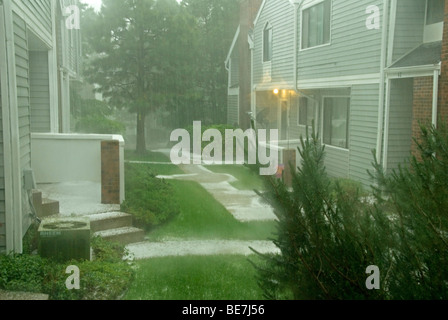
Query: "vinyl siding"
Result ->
[[349, 84, 380, 187], [14, 13, 33, 236], [19, 0, 52, 35], [230, 46, 240, 88], [392, 0, 425, 63], [228, 95, 239, 127], [387, 78, 413, 172], [297, 0, 383, 80], [253, 0, 295, 88], [30, 51, 51, 133], [14, 13, 31, 170]]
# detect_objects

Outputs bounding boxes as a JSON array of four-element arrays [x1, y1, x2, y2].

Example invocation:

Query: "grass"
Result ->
[[205, 164, 265, 191], [123, 255, 264, 300], [125, 150, 184, 176], [147, 180, 276, 241]]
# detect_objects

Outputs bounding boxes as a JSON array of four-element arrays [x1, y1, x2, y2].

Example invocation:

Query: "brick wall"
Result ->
[[412, 77, 434, 157], [101, 140, 120, 205], [439, 0, 448, 119]]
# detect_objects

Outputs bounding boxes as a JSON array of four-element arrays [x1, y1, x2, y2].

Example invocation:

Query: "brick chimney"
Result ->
[[238, 0, 263, 130]]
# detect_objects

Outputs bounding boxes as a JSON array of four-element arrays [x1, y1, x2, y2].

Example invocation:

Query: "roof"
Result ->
[[225, 26, 240, 65], [389, 41, 442, 69]]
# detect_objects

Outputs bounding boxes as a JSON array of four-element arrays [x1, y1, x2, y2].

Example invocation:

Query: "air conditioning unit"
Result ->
[[38, 217, 91, 262]]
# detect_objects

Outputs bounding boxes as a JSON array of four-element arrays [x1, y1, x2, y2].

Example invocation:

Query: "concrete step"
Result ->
[[88, 212, 133, 233], [32, 190, 60, 218], [94, 227, 145, 245]]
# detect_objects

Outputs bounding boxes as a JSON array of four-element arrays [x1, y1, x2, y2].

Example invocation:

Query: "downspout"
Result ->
[[376, 0, 390, 165], [2, 0, 23, 253], [432, 67, 440, 127]]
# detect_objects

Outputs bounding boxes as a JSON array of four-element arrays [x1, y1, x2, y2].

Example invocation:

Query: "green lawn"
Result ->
[[124, 255, 264, 300], [147, 180, 276, 241], [205, 164, 266, 191], [125, 150, 172, 162], [125, 150, 184, 176]]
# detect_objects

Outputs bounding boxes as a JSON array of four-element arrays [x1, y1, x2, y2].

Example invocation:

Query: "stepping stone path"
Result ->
[[124, 150, 279, 260]]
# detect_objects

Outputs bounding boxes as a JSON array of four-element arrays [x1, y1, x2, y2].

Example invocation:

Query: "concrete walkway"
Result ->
[[127, 240, 280, 260]]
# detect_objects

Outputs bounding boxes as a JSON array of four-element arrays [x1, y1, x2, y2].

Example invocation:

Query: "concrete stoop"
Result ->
[[89, 212, 145, 245], [32, 190, 60, 218]]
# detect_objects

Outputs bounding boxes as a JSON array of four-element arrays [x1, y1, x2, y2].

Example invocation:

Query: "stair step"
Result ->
[[94, 227, 145, 245], [39, 199, 60, 218], [32, 190, 42, 206], [88, 212, 133, 233]]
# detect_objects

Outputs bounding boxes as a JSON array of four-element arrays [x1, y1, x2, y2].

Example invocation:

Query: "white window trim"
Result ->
[[299, 0, 333, 52], [321, 95, 351, 151]]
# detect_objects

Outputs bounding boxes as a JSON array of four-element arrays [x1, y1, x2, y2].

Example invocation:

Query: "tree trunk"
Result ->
[[136, 111, 146, 155]]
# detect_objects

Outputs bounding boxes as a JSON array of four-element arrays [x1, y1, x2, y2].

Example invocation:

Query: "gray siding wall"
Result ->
[[392, 0, 425, 63], [387, 78, 413, 172], [253, 0, 295, 87], [228, 95, 239, 127], [0, 82, 5, 252], [14, 13, 31, 170], [297, 0, 383, 80], [30, 51, 51, 133], [349, 84, 380, 187], [19, 0, 52, 35], [14, 13, 33, 236], [230, 46, 240, 88]]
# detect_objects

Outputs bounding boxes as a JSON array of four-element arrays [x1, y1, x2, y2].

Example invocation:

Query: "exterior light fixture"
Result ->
[[273, 89, 279, 95]]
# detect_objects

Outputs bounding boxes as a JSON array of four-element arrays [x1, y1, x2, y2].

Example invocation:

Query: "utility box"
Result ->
[[38, 217, 91, 262]]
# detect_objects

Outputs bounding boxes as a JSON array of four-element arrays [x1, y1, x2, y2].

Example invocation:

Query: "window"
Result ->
[[263, 23, 273, 62], [298, 97, 315, 126], [323, 97, 350, 149], [426, 0, 444, 25], [302, 0, 331, 50]]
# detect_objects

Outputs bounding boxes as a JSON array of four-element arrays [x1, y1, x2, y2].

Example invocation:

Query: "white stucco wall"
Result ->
[[31, 133, 125, 203]]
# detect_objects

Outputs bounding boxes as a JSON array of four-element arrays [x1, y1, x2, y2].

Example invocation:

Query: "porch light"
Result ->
[[273, 89, 279, 95]]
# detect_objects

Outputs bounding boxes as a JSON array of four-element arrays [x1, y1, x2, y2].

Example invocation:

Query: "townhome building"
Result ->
[[227, 0, 448, 188], [0, 0, 82, 254]]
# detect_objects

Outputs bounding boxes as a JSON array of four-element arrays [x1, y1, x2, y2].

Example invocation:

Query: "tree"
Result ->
[[83, 0, 199, 154], [181, 0, 240, 125], [370, 122, 448, 299]]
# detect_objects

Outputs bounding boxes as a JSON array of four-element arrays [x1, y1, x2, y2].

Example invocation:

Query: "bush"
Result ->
[[251, 131, 389, 300], [0, 237, 134, 300], [371, 122, 448, 299], [0, 254, 47, 293], [121, 163, 180, 230], [75, 115, 126, 135]]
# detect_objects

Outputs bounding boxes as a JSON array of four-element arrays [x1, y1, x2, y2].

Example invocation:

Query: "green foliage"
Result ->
[[121, 163, 180, 230], [22, 222, 40, 255], [0, 254, 47, 293], [75, 115, 126, 135], [370, 122, 448, 299], [252, 131, 389, 300], [0, 237, 134, 300]]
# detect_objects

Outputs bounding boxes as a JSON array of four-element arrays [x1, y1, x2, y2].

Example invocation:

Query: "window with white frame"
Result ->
[[301, 0, 331, 50], [426, 0, 444, 25], [323, 97, 350, 149], [298, 97, 315, 127], [263, 23, 273, 62]]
